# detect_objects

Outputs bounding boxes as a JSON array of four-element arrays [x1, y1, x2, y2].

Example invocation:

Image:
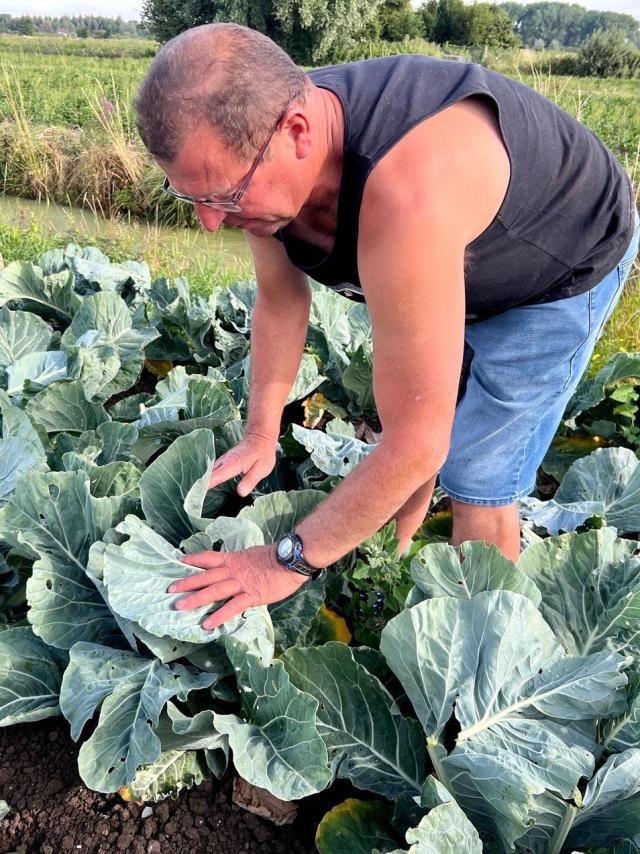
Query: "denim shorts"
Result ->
[[438, 208, 640, 506]]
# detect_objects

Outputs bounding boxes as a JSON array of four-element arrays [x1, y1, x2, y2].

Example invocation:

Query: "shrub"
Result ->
[[578, 28, 640, 78]]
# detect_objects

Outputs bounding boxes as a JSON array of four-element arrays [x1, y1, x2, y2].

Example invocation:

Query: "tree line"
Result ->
[[141, 0, 640, 63], [2, 3, 639, 66], [499, 2, 640, 48], [0, 14, 149, 39]]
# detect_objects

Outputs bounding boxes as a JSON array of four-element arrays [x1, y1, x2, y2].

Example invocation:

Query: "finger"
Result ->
[[180, 551, 229, 570], [174, 579, 243, 611], [207, 455, 245, 490], [236, 459, 270, 497], [167, 565, 229, 594], [202, 593, 253, 631]]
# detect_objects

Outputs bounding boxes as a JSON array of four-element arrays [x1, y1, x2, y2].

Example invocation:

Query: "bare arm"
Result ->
[[243, 233, 312, 442]]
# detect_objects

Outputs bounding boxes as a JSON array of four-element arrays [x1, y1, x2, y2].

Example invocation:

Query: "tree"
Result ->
[[433, 0, 469, 44], [141, 0, 383, 63], [14, 16, 34, 35], [466, 4, 519, 47], [417, 0, 438, 40], [376, 0, 423, 42], [578, 27, 640, 77]]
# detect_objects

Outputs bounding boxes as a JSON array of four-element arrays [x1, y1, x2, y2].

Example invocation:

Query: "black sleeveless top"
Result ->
[[273, 55, 635, 322]]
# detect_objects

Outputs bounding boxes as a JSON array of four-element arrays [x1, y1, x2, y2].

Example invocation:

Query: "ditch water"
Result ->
[[0, 194, 252, 263]]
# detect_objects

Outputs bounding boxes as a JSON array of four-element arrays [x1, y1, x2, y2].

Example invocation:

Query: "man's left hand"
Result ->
[[167, 544, 308, 631]]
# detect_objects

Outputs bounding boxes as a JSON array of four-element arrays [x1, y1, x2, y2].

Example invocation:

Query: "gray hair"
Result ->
[[134, 23, 310, 163]]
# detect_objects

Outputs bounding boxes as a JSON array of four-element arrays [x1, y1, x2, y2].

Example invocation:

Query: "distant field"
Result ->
[[0, 33, 156, 57], [0, 46, 148, 128]]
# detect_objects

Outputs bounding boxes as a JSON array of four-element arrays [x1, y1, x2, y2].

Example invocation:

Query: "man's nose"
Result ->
[[194, 203, 226, 232]]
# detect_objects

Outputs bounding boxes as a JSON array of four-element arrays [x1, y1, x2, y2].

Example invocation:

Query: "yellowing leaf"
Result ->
[[118, 785, 143, 804], [303, 393, 347, 428], [144, 359, 174, 379], [318, 605, 352, 643], [552, 435, 608, 451], [315, 798, 395, 854]]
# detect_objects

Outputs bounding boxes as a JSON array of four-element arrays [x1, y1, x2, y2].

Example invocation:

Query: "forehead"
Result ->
[[162, 122, 242, 196]]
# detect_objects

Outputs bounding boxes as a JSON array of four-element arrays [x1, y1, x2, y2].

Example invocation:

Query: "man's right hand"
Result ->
[[207, 432, 278, 497]]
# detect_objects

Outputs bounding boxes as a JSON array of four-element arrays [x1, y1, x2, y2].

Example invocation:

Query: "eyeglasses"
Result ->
[[162, 105, 290, 213]]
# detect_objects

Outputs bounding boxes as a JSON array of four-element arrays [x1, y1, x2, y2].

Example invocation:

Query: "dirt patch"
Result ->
[[0, 718, 355, 854]]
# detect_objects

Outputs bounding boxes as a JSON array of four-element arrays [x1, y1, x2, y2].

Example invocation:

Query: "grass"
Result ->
[[0, 33, 156, 59], [0, 216, 253, 297]]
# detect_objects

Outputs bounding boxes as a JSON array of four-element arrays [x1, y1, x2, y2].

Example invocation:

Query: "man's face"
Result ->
[[159, 119, 303, 238]]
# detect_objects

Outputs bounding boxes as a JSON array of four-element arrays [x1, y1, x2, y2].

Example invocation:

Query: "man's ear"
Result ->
[[284, 110, 312, 161]]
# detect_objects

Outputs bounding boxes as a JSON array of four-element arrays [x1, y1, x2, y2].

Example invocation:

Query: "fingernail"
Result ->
[[167, 584, 177, 593], [175, 600, 185, 610]]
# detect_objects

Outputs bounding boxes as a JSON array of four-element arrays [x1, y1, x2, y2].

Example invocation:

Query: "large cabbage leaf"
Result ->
[[380, 590, 629, 850], [0, 306, 54, 367], [139, 428, 215, 544], [59, 642, 216, 792], [26, 380, 110, 434], [214, 651, 332, 800], [5, 351, 68, 398], [518, 528, 640, 657], [282, 642, 428, 799], [520, 448, 640, 534], [0, 390, 47, 502], [102, 515, 273, 647], [0, 626, 67, 725], [407, 539, 541, 607], [0, 469, 134, 648], [519, 750, 640, 852], [0, 260, 81, 321]]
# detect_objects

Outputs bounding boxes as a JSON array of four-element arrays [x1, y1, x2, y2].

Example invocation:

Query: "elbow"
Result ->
[[378, 434, 450, 483]]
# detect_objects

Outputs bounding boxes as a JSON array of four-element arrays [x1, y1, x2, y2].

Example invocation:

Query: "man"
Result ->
[[134, 23, 639, 631]]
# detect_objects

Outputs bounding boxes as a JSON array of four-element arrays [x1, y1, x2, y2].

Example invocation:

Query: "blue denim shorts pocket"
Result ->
[[439, 207, 640, 506], [617, 211, 640, 284]]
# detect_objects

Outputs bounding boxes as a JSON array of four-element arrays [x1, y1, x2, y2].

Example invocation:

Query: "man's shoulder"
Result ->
[[361, 97, 511, 249]]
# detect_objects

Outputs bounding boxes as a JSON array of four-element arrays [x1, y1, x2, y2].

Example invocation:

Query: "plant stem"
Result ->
[[548, 803, 578, 854], [427, 737, 452, 791]]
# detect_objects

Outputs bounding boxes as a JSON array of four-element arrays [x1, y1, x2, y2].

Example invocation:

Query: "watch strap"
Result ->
[[276, 532, 323, 579]]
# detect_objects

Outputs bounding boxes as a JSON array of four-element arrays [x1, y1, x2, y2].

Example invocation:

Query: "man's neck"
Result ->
[[301, 86, 344, 219]]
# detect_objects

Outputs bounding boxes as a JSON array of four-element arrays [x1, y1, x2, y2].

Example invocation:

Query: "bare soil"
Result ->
[[0, 717, 354, 854]]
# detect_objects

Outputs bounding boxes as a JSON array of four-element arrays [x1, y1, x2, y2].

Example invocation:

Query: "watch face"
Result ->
[[277, 535, 294, 561]]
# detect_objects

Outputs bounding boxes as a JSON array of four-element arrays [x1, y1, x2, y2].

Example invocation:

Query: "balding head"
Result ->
[[134, 23, 309, 164]]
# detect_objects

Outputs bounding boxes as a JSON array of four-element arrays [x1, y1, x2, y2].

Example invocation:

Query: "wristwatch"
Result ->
[[275, 531, 323, 579]]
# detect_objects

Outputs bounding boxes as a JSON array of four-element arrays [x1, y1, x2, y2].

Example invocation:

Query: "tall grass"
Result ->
[[0, 64, 195, 225]]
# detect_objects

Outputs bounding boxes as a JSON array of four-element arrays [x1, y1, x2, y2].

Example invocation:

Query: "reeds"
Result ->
[[0, 65, 195, 227]]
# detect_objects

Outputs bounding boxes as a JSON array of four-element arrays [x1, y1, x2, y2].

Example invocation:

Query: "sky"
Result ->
[[2, 0, 639, 21]]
